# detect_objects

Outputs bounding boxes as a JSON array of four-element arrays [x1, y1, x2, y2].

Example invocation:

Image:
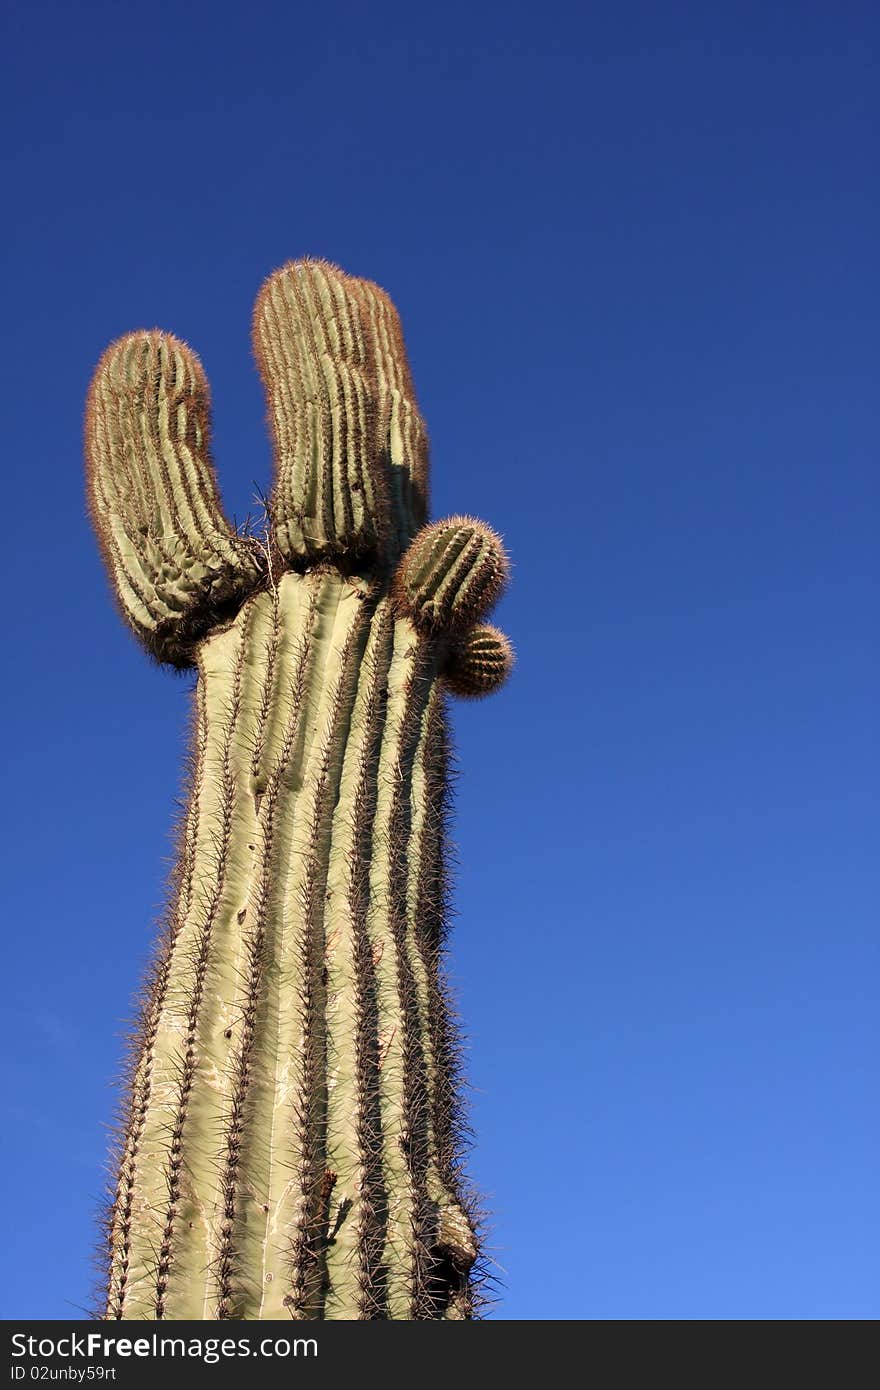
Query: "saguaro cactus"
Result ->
[[85, 260, 512, 1321]]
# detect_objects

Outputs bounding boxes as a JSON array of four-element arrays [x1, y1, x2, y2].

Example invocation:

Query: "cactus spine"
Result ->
[[85, 261, 511, 1320]]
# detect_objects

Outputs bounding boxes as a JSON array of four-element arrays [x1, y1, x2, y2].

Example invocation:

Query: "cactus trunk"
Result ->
[[107, 573, 474, 1319], [86, 260, 511, 1320]]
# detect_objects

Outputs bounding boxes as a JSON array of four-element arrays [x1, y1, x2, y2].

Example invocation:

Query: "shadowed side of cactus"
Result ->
[[85, 260, 512, 1320]]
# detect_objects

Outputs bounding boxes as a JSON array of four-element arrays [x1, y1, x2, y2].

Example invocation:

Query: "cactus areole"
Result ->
[[84, 260, 512, 1320]]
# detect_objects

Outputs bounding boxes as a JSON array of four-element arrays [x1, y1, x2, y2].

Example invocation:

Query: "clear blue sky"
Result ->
[[2, 0, 876, 1320]]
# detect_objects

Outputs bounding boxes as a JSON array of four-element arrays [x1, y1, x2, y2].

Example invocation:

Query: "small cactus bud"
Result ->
[[442, 624, 513, 698], [393, 516, 509, 633]]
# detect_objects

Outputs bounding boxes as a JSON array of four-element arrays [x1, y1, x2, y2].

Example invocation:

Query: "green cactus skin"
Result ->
[[85, 260, 511, 1321]]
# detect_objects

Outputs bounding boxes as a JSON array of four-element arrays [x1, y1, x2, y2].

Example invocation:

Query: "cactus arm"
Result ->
[[85, 332, 262, 667], [253, 262, 386, 567]]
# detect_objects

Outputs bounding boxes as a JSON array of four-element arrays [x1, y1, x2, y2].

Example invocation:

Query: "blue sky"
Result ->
[[2, 0, 876, 1320]]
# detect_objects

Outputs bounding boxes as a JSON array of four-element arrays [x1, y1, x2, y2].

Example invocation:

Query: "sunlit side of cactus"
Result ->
[[85, 260, 511, 1320]]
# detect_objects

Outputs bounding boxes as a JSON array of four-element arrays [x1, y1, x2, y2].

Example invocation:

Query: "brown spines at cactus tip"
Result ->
[[392, 516, 509, 634], [85, 331, 263, 667], [442, 624, 514, 698], [253, 260, 383, 567]]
